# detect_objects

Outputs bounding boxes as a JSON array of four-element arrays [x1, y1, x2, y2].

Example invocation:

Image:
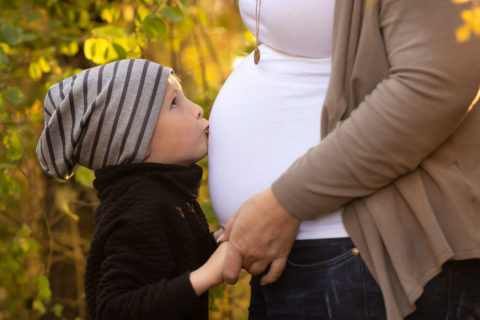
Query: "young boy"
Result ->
[[36, 59, 227, 320]]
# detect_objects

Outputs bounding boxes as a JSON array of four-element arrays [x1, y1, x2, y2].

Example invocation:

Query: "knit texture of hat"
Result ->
[[36, 59, 172, 180]]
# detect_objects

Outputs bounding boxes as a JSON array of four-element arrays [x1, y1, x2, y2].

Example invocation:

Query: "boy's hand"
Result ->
[[189, 242, 229, 296]]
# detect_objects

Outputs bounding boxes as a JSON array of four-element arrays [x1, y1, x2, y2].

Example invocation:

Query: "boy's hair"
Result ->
[[168, 72, 182, 88], [36, 59, 172, 180]]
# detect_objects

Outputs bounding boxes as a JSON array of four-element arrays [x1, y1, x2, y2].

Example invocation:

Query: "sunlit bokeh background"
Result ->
[[0, 0, 253, 319], [0, 0, 478, 319]]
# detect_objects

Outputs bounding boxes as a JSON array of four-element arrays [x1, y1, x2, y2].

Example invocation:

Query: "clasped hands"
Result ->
[[220, 187, 301, 285]]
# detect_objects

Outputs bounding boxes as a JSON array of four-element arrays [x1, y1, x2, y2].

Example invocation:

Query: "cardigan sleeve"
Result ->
[[272, 0, 480, 220], [94, 211, 202, 320]]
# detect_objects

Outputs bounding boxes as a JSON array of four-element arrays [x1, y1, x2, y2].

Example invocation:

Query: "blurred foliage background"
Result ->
[[1, 0, 479, 319], [0, 0, 253, 319]]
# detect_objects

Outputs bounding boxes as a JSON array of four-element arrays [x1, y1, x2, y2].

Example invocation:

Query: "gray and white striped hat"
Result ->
[[36, 59, 172, 179]]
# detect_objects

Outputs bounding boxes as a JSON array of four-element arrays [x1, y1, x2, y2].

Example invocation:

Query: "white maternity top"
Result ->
[[208, 0, 348, 239]]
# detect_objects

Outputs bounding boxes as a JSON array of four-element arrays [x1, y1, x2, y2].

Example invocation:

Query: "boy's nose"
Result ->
[[194, 103, 203, 119]]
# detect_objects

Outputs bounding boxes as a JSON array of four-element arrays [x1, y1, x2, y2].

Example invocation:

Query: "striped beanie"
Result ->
[[36, 59, 172, 179]]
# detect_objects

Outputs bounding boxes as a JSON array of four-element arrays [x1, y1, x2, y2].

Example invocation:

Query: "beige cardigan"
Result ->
[[272, 0, 480, 319]]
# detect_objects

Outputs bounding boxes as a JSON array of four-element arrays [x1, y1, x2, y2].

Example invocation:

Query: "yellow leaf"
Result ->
[[472, 7, 480, 34], [113, 36, 137, 52], [136, 5, 150, 24], [30, 99, 42, 115], [55, 187, 80, 221], [28, 61, 42, 80], [456, 24, 472, 42], [78, 9, 90, 29], [101, 7, 120, 23], [84, 38, 95, 61], [0, 42, 11, 54], [121, 4, 135, 22], [38, 57, 51, 73], [84, 38, 117, 64], [452, 0, 471, 3], [33, 299, 47, 315], [60, 41, 79, 56], [462, 9, 473, 21]]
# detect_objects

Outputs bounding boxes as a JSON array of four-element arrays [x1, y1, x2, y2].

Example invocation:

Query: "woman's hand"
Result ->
[[222, 187, 301, 285], [189, 242, 229, 296]]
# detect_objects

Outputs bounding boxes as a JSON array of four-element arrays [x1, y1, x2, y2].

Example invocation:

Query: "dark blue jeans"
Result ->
[[249, 238, 480, 320]]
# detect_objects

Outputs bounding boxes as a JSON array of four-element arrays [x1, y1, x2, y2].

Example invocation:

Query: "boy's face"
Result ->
[[145, 76, 209, 166]]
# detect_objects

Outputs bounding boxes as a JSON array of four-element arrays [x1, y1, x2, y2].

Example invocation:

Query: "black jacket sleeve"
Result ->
[[94, 212, 203, 320]]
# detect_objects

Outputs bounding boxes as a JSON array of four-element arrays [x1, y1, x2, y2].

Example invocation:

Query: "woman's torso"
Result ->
[[208, 0, 348, 239]]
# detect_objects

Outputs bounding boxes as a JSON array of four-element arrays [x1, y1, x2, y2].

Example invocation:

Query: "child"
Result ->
[[36, 59, 227, 320]]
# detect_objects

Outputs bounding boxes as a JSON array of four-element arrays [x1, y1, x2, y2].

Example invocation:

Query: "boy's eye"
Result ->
[[171, 98, 177, 107]]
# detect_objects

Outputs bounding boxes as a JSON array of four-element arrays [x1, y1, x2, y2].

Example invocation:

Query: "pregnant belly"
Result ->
[[208, 46, 330, 226]]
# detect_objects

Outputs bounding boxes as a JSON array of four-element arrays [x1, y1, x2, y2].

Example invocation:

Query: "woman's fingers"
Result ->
[[247, 260, 270, 276], [260, 258, 287, 285], [222, 188, 300, 285], [223, 211, 238, 242]]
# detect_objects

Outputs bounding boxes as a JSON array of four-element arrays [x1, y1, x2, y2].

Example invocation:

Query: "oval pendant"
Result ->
[[254, 47, 260, 65]]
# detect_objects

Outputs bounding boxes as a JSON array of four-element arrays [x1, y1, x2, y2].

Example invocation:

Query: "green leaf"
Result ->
[[112, 42, 127, 59], [0, 48, 8, 66], [0, 93, 5, 109], [36, 274, 52, 300], [0, 163, 15, 169], [159, 6, 185, 22], [178, 0, 190, 7], [0, 172, 21, 196], [209, 284, 224, 299], [1, 25, 23, 46], [26, 6, 42, 21], [20, 224, 31, 237], [3, 132, 24, 160], [52, 304, 63, 317], [143, 14, 167, 41], [21, 33, 37, 42], [18, 237, 31, 252], [177, 0, 191, 14], [92, 26, 127, 38], [74, 166, 95, 188], [4, 88, 24, 104]]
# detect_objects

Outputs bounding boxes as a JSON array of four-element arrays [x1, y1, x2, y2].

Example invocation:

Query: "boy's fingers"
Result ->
[[223, 243, 243, 284], [260, 258, 286, 285]]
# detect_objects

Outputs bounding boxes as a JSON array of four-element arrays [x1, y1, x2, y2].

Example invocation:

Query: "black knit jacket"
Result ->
[[84, 162, 216, 320]]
